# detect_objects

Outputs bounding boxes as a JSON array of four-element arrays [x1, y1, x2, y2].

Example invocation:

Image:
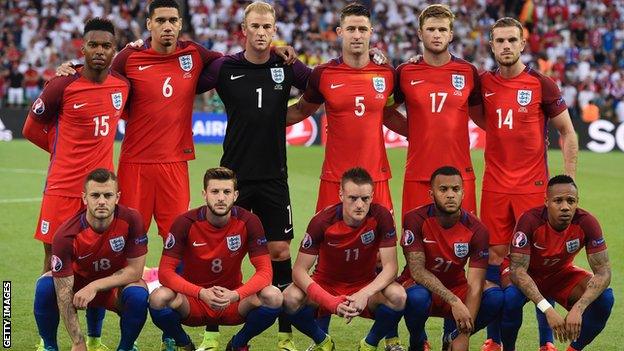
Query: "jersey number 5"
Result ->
[[355, 96, 365, 117]]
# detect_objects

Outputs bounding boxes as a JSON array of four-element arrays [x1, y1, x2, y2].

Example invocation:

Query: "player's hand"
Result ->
[[369, 48, 388, 65], [70, 341, 87, 351], [126, 39, 144, 48], [73, 285, 97, 309], [544, 308, 568, 342], [336, 300, 358, 323], [275, 46, 297, 65], [213, 286, 240, 303], [565, 307, 583, 341], [450, 332, 469, 351], [450, 300, 473, 334], [199, 287, 230, 310], [56, 61, 76, 76], [345, 291, 369, 316], [409, 54, 423, 63]]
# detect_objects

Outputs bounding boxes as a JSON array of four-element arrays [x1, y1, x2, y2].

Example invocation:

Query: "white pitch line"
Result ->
[[0, 197, 42, 204], [0, 168, 47, 175]]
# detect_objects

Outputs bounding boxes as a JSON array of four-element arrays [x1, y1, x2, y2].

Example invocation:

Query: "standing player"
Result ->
[[24, 18, 131, 351], [283, 167, 406, 351], [195, 3, 309, 349], [398, 166, 502, 351], [286, 3, 404, 213], [502, 175, 613, 350], [148, 167, 282, 351], [33, 169, 149, 351], [388, 4, 482, 217], [480, 18, 578, 351]]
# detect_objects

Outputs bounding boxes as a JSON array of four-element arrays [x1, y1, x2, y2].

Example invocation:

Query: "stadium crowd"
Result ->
[[2, 0, 624, 123]]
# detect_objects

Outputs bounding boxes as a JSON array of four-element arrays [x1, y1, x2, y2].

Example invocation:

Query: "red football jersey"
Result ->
[[510, 207, 606, 277], [303, 58, 395, 182], [481, 67, 568, 193], [162, 206, 269, 290], [112, 39, 222, 163], [51, 205, 147, 286], [400, 204, 489, 288], [299, 203, 397, 289], [395, 56, 481, 181], [28, 70, 130, 197]]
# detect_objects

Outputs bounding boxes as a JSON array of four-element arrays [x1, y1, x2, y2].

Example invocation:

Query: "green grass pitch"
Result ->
[[0, 140, 622, 350]]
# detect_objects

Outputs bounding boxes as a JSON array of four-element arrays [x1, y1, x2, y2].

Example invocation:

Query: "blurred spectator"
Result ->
[[581, 100, 600, 123], [7, 62, 24, 108], [24, 64, 40, 103]]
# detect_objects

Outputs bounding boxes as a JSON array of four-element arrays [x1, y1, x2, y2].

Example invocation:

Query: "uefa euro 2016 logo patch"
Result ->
[[178, 54, 193, 72], [109, 236, 125, 252], [360, 230, 375, 245], [451, 74, 465, 90], [454, 242, 469, 258], [227, 234, 242, 251], [164, 233, 176, 250], [517, 89, 532, 106], [403, 229, 415, 246], [32, 98, 45, 115], [512, 231, 528, 248], [51, 255, 62, 272], [372, 77, 386, 93], [270, 68, 284, 83], [301, 233, 313, 249]]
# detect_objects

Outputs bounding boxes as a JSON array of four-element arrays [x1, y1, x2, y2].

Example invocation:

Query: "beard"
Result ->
[[424, 42, 449, 55], [433, 198, 459, 215], [206, 202, 233, 217], [497, 54, 520, 67]]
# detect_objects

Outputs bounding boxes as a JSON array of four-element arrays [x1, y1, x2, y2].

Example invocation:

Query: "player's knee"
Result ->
[[122, 286, 149, 311], [282, 284, 305, 313], [406, 285, 431, 314], [592, 288, 614, 314], [267, 241, 291, 260], [502, 285, 526, 311], [34, 275, 56, 306], [384, 283, 407, 310], [149, 287, 176, 309], [259, 285, 283, 308], [482, 286, 504, 314]]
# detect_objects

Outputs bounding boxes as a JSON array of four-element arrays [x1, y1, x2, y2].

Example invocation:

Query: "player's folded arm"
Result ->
[[90, 255, 146, 292], [53, 275, 85, 346], [158, 254, 202, 298], [235, 254, 272, 300], [406, 250, 457, 305], [464, 266, 486, 321]]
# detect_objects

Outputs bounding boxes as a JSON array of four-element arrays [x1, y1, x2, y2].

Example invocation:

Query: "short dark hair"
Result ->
[[84, 17, 115, 37], [340, 2, 371, 23], [203, 167, 237, 190], [148, 0, 180, 18], [490, 17, 523, 40], [84, 168, 117, 190], [341, 167, 373, 188], [547, 174, 577, 189], [430, 166, 462, 185]]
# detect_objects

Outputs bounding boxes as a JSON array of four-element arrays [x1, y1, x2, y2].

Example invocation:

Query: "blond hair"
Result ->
[[244, 1, 275, 24], [419, 4, 455, 30]]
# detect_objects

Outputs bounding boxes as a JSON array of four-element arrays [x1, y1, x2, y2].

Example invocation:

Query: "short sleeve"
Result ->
[[539, 74, 568, 118], [124, 209, 148, 258], [468, 64, 482, 106], [161, 214, 192, 259], [111, 47, 133, 76], [468, 222, 489, 268], [28, 76, 72, 123], [194, 43, 223, 67], [51, 224, 76, 278], [244, 213, 270, 257], [509, 212, 538, 255], [299, 215, 326, 255], [401, 210, 425, 253], [292, 59, 312, 91], [196, 56, 225, 94], [374, 205, 397, 248], [580, 213, 607, 254], [393, 63, 407, 105], [302, 66, 326, 104]]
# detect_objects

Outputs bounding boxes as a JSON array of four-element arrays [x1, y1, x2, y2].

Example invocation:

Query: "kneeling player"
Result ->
[[283, 167, 406, 351], [149, 167, 282, 351], [399, 166, 503, 351], [34, 169, 149, 351], [502, 175, 613, 351]]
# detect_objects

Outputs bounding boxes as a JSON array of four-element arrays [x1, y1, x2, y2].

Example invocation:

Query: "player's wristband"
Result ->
[[306, 282, 343, 314], [536, 299, 553, 313]]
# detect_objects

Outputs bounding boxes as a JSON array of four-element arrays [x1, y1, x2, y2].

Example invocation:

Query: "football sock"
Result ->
[[474, 287, 504, 333], [536, 299, 555, 346], [118, 286, 148, 350], [272, 258, 293, 333], [570, 288, 614, 350], [33, 276, 59, 350], [232, 306, 281, 348], [404, 285, 432, 349], [486, 264, 501, 286], [364, 304, 404, 347], [500, 285, 526, 350], [86, 307, 105, 338], [288, 305, 327, 344], [149, 307, 191, 345], [316, 315, 331, 334]]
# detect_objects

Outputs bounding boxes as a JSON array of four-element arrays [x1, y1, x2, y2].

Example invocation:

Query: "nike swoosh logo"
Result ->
[[423, 238, 437, 244], [330, 83, 345, 89], [284, 227, 293, 234], [73, 103, 87, 109], [138, 65, 153, 71], [485, 92, 496, 97], [230, 74, 245, 80], [533, 242, 546, 250], [327, 242, 340, 247], [276, 282, 291, 289], [192, 241, 207, 247], [410, 80, 425, 85], [78, 253, 92, 260]]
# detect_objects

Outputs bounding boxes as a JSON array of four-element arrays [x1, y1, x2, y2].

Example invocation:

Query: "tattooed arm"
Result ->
[[406, 251, 473, 333], [54, 275, 86, 350], [510, 252, 568, 342], [565, 249, 612, 340]]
